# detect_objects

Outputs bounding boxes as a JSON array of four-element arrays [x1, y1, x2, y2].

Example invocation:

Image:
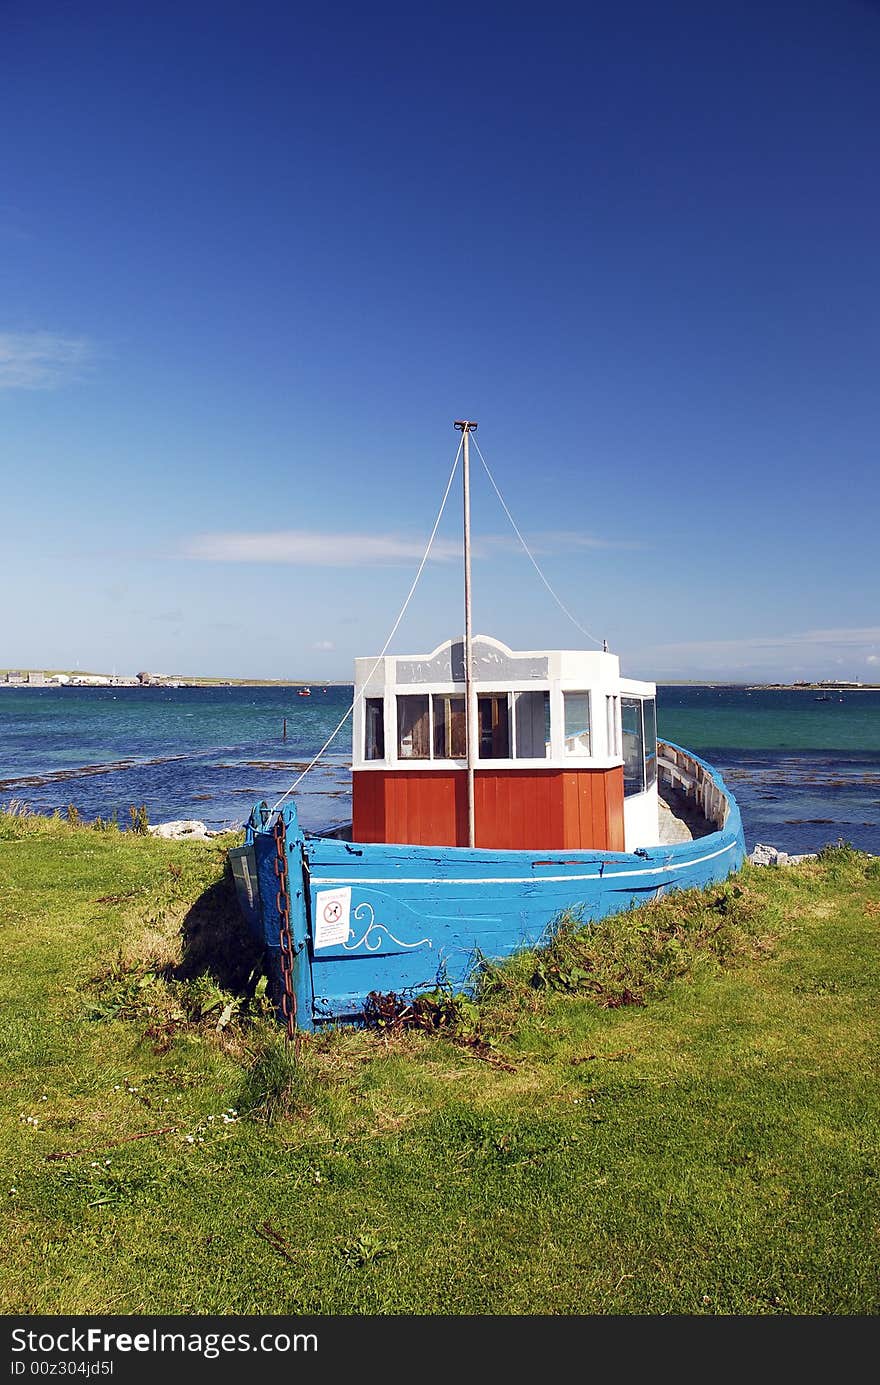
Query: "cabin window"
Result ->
[[365, 697, 385, 761], [477, 694, 510, 759], [622, 696, 657, 795], [433, 694, 466, 759], [514, 690, 550, 758], [397, 694, 430, 760], [643, 697, 657, 787], [622, 697, 645, 795], [563, 691, 591, 755]]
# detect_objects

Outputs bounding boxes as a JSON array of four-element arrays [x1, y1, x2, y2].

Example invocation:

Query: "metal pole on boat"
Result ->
[[454, 420, 478, 848]]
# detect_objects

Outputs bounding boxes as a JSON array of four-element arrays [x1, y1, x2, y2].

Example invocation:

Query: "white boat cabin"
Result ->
[[351, 635, 659, 852]]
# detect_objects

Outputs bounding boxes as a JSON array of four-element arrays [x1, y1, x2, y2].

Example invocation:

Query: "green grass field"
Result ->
[[1, 809, 878, 1315]]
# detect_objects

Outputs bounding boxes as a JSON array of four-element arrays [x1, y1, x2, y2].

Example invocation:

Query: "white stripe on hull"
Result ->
[[309, 838, 737, 887]]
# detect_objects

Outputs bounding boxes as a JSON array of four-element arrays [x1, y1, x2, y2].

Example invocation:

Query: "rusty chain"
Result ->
[[273, 815, 299, 1044]]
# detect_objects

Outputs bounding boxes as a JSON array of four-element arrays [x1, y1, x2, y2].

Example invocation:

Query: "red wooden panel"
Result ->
[[439, 773, 458, 845], [402, 774, 422, 846], [577, 773, 589, 848], [473, 774, 486, 846], [356, 767, 626, 851], [542, 772, 557, 844], [586, 773, 603, 849], [378, 771, 462, 847], [410, 775, 421, 844], [560, 770, 625, 850], [575, 772, 588, 848], [476, 771, 570, 849], [560, 771, 577, 848], [353, 771, 382, 842], [454, 772, 468, 845], [606, 767, 625, 850], [388, 774, 400, 841], [496, 771, 513, 848], [403, 774, 418, 844], [386, 773, 401, 843], [475, 772, 497, 848], [441, 772, 464, 846], [525, 772, 541, 848], [570, 770, 584, 842], [373, 771, 386, 842], [519, 768, 537, 846]]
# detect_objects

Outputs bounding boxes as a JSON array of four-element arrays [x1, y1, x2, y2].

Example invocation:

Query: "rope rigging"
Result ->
[[469, 434, 604, 649], [269, 428, 603, 810], [269, 434, 464, 813]]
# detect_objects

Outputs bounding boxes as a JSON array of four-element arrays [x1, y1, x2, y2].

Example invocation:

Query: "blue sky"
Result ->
[[1, 0, 878, 682]]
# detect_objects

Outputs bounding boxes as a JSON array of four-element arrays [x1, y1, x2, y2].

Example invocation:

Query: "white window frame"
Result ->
[[562, 689, 592, 757]]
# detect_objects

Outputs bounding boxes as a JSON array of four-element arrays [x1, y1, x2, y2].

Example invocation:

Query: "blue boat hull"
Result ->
[[230, 743, 745, 1028]]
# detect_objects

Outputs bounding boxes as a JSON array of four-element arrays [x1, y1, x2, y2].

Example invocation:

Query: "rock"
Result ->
[[147, 819, 217, 841], [749, 843, 781, 865], [749, 843, 816, 866]]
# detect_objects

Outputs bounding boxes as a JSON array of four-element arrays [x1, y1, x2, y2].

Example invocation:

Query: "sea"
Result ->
[[1, 684, 879, 856]]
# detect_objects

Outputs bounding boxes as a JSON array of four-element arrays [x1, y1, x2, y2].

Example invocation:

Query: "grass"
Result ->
[[0, 808, 878, 1315]]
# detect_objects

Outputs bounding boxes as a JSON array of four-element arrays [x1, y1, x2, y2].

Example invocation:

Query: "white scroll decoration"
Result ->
[[341, 901, 432, 953]]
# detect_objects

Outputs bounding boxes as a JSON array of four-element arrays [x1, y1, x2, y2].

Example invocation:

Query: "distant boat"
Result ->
[[298, 687, 311, 697], [814, 695, 831, 702]]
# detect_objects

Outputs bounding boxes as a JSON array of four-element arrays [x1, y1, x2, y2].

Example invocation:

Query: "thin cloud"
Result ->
[[182, 531, 463, 566], [632, 626, 880, 678], [0, 331, 94, 389], [521, 529, 643, 551], [182, 529, 631, 567], [651, 627, 880, 656]]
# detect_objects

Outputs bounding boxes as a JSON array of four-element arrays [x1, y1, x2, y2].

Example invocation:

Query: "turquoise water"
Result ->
[[1, 684, 878, 854], [657, 686, 880, 753], [657, 686, 880, 855], [0, 685, 355, 836]]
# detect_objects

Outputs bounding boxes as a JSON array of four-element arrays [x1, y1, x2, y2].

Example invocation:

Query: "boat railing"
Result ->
[[657, 740, 729, 832]]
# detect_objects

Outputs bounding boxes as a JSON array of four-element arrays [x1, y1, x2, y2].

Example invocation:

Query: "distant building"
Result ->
[[136, 671, 176, 685]]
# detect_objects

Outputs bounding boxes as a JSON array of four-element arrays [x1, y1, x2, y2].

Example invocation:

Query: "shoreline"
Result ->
[[0, 677, 352, 689], [4, 673, 880, 693]]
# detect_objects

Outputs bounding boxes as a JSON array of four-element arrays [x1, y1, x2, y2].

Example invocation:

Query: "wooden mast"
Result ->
[[454, 420, 478, 847]]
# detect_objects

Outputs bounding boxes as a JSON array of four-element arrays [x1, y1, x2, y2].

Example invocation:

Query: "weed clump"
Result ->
[[815, 839, 879, 883], [464, 879, 768, 1031], [238, 1037, 319, 1123], [363, 988, 480, 1033], [0, 803, 71, 839], [353, 882, 767, 1050]]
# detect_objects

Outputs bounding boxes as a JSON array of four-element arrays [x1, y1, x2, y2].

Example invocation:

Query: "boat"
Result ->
[[230, 422, 745, 1033], [297, 687, 311, 697]]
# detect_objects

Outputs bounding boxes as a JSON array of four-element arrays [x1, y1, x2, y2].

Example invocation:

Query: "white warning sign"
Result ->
[[313, 886, 352, 950]]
